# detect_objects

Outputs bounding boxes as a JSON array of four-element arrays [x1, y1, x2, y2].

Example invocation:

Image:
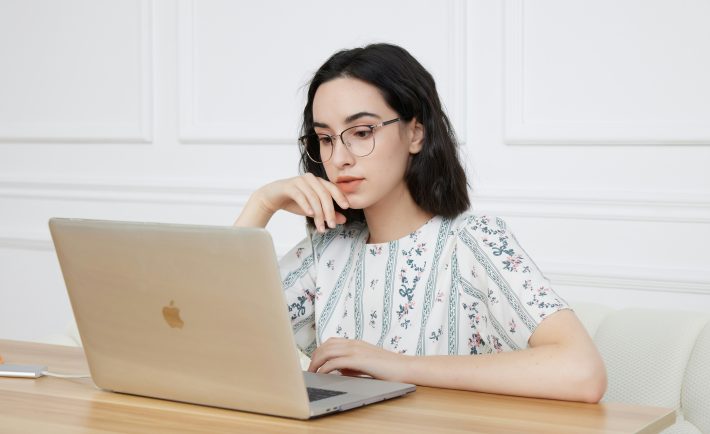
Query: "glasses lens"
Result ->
[[300, 133, 333, 163], [343, 126, 375, 157]]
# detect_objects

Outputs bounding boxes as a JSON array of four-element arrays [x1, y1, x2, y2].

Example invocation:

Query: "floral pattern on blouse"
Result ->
[[278, 213, 568, 357]]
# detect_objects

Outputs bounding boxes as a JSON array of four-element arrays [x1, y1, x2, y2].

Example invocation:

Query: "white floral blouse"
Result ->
[[278, 213, 568, 357]]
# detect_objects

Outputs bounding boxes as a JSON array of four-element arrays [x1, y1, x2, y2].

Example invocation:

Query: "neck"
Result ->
[[363, 183, 433, 244]]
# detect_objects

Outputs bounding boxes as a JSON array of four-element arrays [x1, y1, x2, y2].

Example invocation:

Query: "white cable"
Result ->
[[40, 370, 91, 379]]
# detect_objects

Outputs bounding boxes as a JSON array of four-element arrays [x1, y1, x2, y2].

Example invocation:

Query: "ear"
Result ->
[[408, 120, 425, 154]]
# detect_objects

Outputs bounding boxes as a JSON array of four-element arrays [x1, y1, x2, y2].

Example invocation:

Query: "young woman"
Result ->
[[235, 43, 607, 403]]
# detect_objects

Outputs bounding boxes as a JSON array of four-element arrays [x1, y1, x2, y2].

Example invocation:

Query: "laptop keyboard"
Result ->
[[306, 387, 346, 402]]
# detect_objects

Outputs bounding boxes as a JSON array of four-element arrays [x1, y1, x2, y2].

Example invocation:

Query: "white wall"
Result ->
[[1, 0, 708, 342]]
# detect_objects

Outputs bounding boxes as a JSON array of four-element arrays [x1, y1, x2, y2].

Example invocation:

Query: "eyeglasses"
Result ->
[[299, 118, 401, 164]]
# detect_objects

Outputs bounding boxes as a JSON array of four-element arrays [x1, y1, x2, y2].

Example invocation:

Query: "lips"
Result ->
[[336, 176, 364, 193]]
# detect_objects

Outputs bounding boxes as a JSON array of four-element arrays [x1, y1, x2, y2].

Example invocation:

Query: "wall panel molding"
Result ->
[[472, 187, 710, 223], [0, 234, 53, 251], [502, 0, 710, 146], [0, 178, 251, 207], [0, 0, 154, 144], [545, 262, 710, 295]]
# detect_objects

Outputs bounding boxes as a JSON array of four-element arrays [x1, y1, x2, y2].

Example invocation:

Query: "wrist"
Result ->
[[397, 354, 421, 385], [253, 192, 277, 219], [234, 192, 274, 228]]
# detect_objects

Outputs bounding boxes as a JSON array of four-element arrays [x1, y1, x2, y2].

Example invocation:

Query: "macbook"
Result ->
[[48, 218, 415, 419]]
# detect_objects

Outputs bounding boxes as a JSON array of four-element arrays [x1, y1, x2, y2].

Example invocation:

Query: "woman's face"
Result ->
[[312, 77, 423, 211]]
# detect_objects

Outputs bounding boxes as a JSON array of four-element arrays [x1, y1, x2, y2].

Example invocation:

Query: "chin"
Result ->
[[342, 195, 370, 211]]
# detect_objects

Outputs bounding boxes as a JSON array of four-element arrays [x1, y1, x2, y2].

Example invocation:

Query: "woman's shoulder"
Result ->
[[449, 211, 511, 237], [450, 212, 550, 284], [448, 212, 522, 265]]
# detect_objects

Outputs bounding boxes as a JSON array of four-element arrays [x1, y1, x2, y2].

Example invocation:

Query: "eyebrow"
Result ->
[[313, 111, 381, 129]]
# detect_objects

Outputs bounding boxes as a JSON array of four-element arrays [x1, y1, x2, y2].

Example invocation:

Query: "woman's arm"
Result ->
[[406, 309, 606, 402], [308, 309, 607, 403]]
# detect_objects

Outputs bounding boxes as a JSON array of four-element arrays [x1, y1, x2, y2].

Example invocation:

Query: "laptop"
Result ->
[[48, 218, 415, 419]]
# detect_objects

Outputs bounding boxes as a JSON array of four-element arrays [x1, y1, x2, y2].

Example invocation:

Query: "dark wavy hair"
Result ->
[[300, 43, 469, 228]]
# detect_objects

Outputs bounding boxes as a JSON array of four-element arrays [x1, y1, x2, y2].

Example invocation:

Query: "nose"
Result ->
[[328, 135, 355, 168]]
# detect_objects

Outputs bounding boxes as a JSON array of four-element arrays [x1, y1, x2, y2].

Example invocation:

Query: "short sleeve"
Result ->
[[279, 235, 318, 355], [455, 215, 569, 350]]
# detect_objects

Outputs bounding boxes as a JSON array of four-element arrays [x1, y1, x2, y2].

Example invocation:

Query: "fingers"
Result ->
[[317, 177, 350, 211], [302, 174, 337, 232], [308, 337, 351, 372], [301, 174, 349, 233], [283, 176, 328, 228], [284, 184, 315, 218], [317, 359, 350, 375], [308, 340, 374, 377], [308, 339, 404, 382], [267, 174, 350, 232]]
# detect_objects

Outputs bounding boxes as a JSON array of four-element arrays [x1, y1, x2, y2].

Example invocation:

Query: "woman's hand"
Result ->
[[235, 173, 350, 231], [308, 338, 411, 383]]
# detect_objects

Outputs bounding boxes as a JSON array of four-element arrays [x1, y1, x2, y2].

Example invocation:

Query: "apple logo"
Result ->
[[162, 300, 184, 329]]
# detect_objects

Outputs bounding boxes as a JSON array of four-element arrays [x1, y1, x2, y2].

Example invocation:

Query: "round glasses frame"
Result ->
[[299, 118, 401, 164]]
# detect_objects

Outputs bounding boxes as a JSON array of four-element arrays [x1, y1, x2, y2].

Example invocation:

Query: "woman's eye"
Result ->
[[353, 129, 372, 139], [319, 136, 333, 146]]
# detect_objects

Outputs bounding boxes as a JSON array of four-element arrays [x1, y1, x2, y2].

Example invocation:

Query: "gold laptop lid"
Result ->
[[49, 218, 311, 419]]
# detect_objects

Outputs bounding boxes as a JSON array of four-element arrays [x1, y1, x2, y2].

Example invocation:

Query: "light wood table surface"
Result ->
[[0, 339, 675, 434]]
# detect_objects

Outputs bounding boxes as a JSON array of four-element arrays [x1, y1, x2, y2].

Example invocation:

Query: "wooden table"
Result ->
[[0, 339, 675, 433]]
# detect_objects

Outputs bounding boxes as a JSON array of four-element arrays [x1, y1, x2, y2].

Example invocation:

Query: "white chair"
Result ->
[[574, 303, 710, 434]]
